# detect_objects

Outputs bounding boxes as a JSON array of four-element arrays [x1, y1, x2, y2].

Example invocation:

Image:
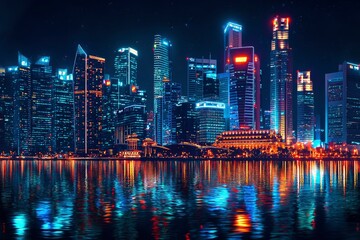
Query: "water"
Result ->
[[0, 160, 360, 239]]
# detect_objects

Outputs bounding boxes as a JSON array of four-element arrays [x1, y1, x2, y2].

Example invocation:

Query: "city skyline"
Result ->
[[2, 0, 360, 118]]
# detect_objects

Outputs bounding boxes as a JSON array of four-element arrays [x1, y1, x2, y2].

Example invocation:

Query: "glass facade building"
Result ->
[[224, 22, 242, 71], [325, 62, 360, 145], [153, 35, 170, 144], [297, 71, 314, 144], [52, 69, 74, 153], [228, 47, 255, 130], [186, 58, 217, 102], [30, 56, 53, 154], [73, 45, 105, 155], [1, 67, 14, 152], [175, 101, 197, 143], [115, 104, 146, 147], [12, 53, 31, 155], [196, 101, 225, 145], [270, 16, 293, 145], [114, 47, 138, 86]]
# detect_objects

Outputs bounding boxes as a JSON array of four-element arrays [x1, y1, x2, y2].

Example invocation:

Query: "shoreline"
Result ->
[[0, 156, 359, 161]]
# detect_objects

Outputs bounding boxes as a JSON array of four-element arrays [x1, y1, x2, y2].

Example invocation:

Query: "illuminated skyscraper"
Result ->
[[325, 62, 360, 144], [175, 101, 197, 143], [203, 73, 219, 100], [297, 71, 314, 144], [12, 53, 31, 155], [224, 22, 242, 70], [1, 67, 14, 152], [186, 57, 217, 102], [162, 80, 181, 145], [270, 16, 293, 144], [218, 72, 230, 130], [52, 69, 74, 153], [29, 56, 53, 153], [153, 35, 170, 144], [196, 101, 225, 144], [254, 54, 261, 130], [73, 45, 105, 155], [115, 104, 146, 147], [114, 47, 138, 86], [228, 46, 255, 130]]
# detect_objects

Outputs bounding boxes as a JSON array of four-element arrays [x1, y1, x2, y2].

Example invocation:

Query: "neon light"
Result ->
[[105, 80, 111, 86], [162, 40, 169, 46], [235, 56, 247, 63], [196, 101, 225, 109], [129, 48, 138, 56], [224, 22, 242, 33], [131, 85, 137, 93]]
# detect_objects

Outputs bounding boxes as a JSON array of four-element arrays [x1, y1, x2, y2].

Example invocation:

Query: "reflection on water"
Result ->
[[1, 160, 360, 239]]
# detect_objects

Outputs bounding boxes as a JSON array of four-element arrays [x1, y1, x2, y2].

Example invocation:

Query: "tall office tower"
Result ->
[[187, 57, 217, 102], [325, 62, 360, 144], [203, 73, 219, 100], [161, 79, 181, 145], [73, 45, 105, 155], [196, 101, 225, 144], [270, 16, 293, 144], [146, 111, 155, 139], [29, 56, 53, 154], [261, 110, 271, 130], [101, 76, 119, 152], [313, 114, 322, 147], [297, 71, 314, 144], [224, 22, 242, 70], [218, 72, 230, 130], [153, 35, 170, 106], [175, 101, 197, 143], [0, 68, 5, 151], [153, 35, 170, 144], [115, 105, 146, 147], [52, 69, 74, 153], [254, 55, 261, 130], [12, 53, 31, 155], [114, 47, 138, 87], [1, 67, 14, 152], [227, 46, 255, 130]]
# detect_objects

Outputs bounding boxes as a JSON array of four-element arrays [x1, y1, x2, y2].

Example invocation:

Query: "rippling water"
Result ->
[[1, 160, 360, 239]]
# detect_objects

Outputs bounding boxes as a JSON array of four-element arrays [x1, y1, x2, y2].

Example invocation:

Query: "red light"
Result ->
[[105, 80, 111, 86], [235, 56, 247, 63], [255, 56, 258, 62], [131, 85, 137, 93]]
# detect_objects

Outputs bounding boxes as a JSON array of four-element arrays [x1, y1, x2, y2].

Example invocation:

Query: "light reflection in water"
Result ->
[[0, 160, 359, 239]]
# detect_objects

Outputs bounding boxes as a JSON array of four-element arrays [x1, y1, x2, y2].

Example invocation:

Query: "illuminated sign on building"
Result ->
[[235, 56, 248, 63], [224, 22, 242, 33], [196, 101, 225, 109]]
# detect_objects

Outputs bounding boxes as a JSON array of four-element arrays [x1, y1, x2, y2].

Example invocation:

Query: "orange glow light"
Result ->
[[235, 56, 247, 63], [131, 85, 137, 93], [105, 80, 111, 86]]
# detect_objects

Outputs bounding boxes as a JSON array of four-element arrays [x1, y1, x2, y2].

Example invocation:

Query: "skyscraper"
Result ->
[[153, 35, 170, 144], [297, 71, 314, 144], [325, 62, 360, 145], [270, 16, 293, 144], [186, 58, 217, 102], [73, 45, 105, 155], [1, 67, 14, 152], [218, 72, 230, 130], [228, 46, 255, 130], [196, 101, 225, 145], [30, 56, 53, 154], [203, 73, 219, 100], [52, 69, 74, 153], [162, 80, 181, 145], [254, 55, 261, 130], [114, 47, 138, 86], [175, 101, 197, 143], [224, 22, 242, 70], [12, 53, 31, 155], [115, 104, 146, 147]]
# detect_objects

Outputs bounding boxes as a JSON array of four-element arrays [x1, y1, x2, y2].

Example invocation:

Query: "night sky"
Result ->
[[1, 0, 360, 129]]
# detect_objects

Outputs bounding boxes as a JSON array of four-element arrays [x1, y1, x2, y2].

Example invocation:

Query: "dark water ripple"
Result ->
[[0, 160, 360, 239]]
